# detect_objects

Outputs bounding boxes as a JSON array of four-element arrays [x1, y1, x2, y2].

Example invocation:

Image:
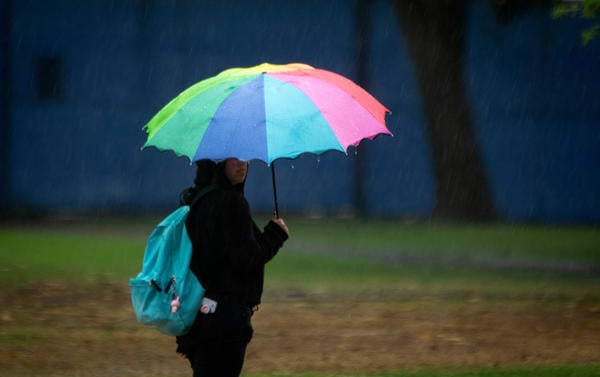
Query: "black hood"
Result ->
[[193, 159, 246, 193], [181, 159, 247, 206]]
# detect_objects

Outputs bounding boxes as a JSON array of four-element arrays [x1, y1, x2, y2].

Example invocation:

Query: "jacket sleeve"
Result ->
[[221, 192, 288, 273]]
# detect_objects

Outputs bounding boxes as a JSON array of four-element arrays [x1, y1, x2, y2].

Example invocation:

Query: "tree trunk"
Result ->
[[393, 0, 497, 221]]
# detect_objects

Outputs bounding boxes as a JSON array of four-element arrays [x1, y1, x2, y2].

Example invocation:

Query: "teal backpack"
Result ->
[[129, 187, 213, 336]]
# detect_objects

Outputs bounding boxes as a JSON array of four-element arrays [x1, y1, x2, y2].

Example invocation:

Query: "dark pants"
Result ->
[[177, 299, 253, 377], [187, 337, 249, 377]]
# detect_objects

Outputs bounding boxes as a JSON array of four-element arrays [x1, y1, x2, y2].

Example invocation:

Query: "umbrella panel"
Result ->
[[192, 74, 344, 163], [194, 76, 269, 162], [144, 75, 260, 161]]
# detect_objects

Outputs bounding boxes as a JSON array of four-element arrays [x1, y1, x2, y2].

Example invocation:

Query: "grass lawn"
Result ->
[[282, 218, 600, 263], [2, 217, 598, 294], [1, 217, 599, 376]]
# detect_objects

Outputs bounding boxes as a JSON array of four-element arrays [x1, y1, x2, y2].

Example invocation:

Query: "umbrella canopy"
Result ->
[[142, 62, 391, 164]]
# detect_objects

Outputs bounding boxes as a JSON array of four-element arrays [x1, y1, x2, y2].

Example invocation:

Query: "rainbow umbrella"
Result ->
[[143, 62, 391, 214]]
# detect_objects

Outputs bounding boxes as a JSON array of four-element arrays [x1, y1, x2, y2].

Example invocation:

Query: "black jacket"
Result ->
[[182, 160, 288, 308]]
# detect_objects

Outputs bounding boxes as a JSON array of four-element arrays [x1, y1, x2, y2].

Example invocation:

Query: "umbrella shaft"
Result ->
[[271, 163, 279, 218]]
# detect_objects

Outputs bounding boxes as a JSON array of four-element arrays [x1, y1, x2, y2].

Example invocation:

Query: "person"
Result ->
[[176, 158, 289, 377]]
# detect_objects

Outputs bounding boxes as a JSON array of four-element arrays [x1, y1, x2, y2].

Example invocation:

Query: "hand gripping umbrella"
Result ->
[[142, 62, 391, 216]]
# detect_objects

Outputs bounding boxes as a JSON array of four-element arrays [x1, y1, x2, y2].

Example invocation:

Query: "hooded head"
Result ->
[[193, 158, 248, 193]]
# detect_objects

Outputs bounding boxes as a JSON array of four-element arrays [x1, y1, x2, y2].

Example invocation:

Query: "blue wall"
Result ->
[[3, 0, 599, 223], [466, 4, 600, 223]]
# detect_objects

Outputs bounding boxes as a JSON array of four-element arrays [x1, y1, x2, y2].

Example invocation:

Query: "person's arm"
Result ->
[[222, 193, 288, 272]]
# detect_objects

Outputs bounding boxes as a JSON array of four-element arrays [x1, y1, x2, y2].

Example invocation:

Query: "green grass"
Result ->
[[265, 252, 600, 297], [0, 229, 142, 285], [1, 219, 599, 296], [282, 218, 600, 263], [1, 219, 600, 377]]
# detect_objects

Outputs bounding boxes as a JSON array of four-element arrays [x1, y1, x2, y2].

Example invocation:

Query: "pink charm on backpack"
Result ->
[[170, 296, 180, 313]]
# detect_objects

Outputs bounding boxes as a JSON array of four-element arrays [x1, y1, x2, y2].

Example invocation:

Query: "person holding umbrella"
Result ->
[[175, 158, 289, 377], [141, 63, 390, 375]]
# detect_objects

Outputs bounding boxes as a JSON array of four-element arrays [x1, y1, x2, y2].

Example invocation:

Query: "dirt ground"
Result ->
[[1, 282, 600, 376]]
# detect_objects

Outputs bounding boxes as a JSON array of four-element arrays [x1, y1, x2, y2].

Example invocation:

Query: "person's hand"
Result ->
[[271, 215, 289, 236]]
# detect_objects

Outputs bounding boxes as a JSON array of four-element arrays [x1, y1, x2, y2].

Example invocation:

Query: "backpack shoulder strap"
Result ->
[[189, 184, 217, 207]]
